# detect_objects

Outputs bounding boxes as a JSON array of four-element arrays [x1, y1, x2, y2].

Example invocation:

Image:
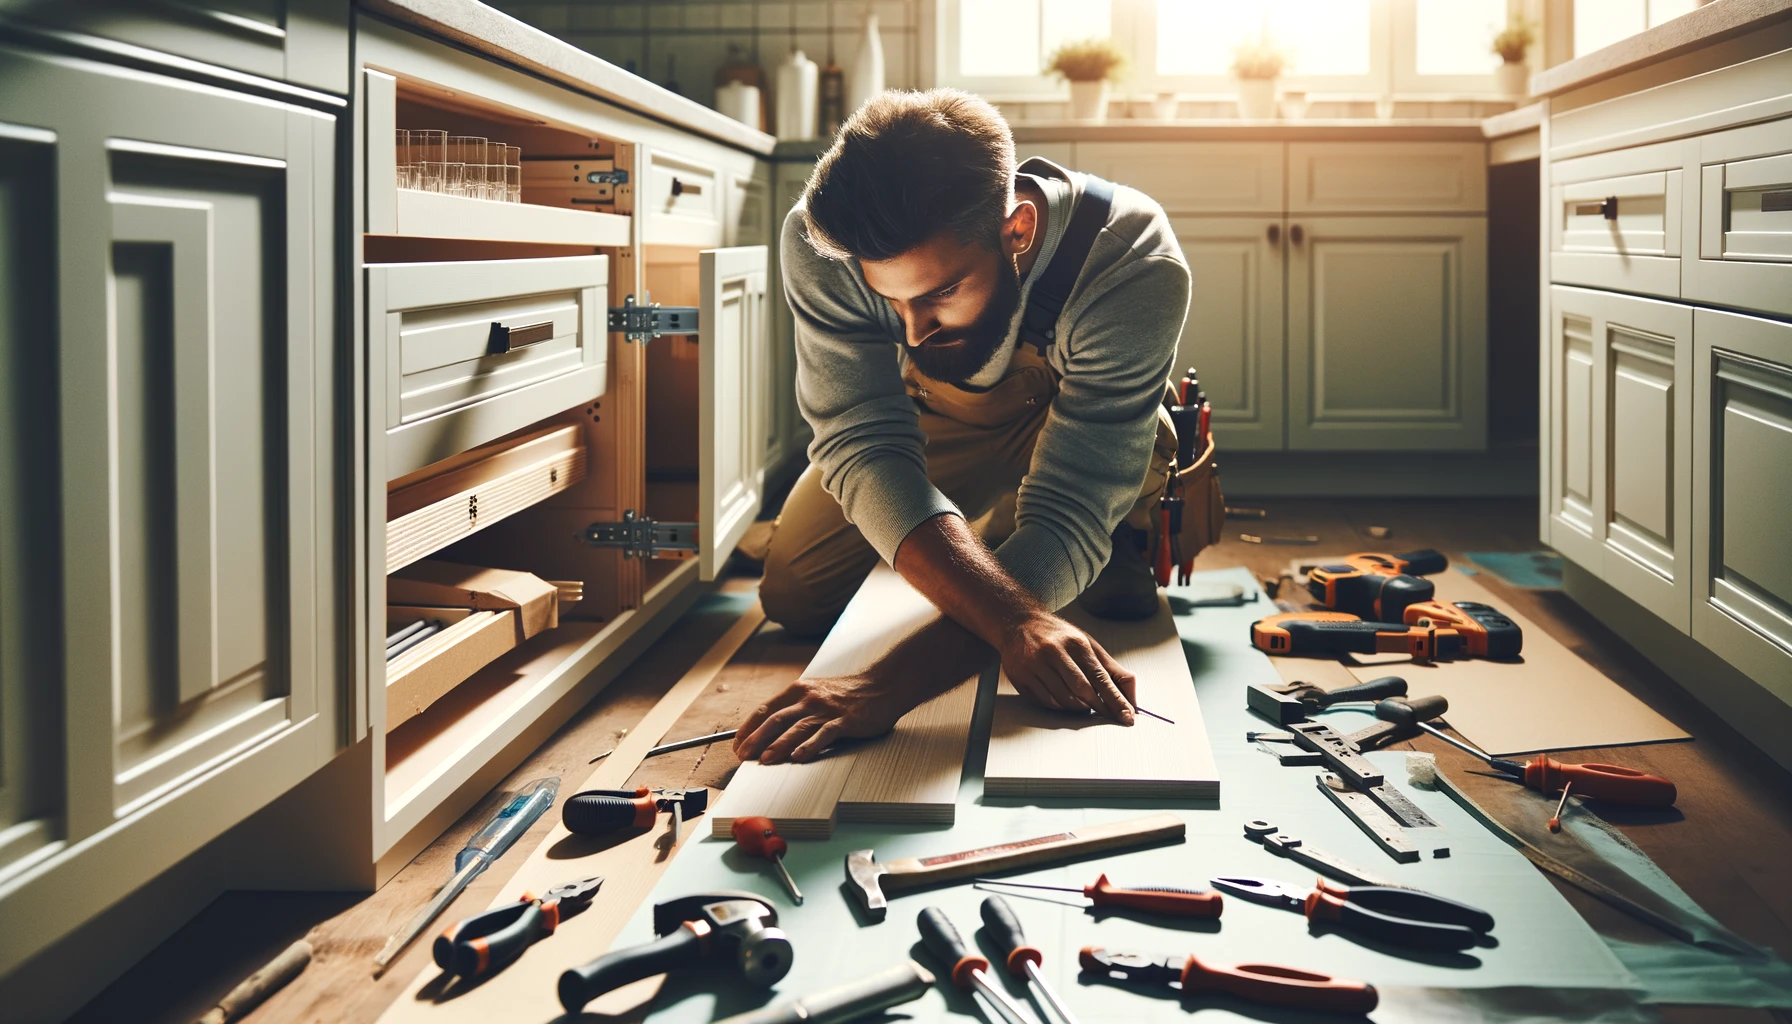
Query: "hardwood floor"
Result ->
[[71, 498, 1792, 1024]]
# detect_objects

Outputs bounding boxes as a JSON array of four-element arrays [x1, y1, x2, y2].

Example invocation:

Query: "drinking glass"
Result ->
[[394, 128, 413, 189], [449, 135, 484, 198], [484, 140, 507, 202], [412, 129, 448, 192], [504, 145, 522, 203]]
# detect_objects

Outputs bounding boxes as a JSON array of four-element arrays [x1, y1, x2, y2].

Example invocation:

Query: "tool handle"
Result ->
[[917, 907, 986, 991], [563, 791, 657, 834], [1315, 881, 1494, 933], [1304, 891, 1481, 950], [443, 900, 555, 980], [978, 896, 1041, 979], [1283, 618, 1412, 655], [1533, 757, 1677, 806], [731, 816, 788, 858], [1180, 954, 1379, 1014], [711, 961, 937, 1024], [1089, 876, 1223, 918], [434, 899, 528, 971], [1316, 675, 1409, 708], [459, 778, 559, 870], [558, 923, 707, 1013]]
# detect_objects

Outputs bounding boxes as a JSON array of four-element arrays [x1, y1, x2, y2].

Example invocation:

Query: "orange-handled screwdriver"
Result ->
[[975, 873, 1223, 918], [730, 816, 803, 904]]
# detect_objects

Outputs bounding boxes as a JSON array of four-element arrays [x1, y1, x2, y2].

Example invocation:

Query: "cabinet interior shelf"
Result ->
[[380, 188, 630, 247]]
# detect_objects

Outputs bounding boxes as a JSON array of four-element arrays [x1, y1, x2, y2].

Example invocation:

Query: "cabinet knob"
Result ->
[[1290, 224, 1304, 245], [1601, 196, 1618, 220], [1267, 223, 1281, 245]]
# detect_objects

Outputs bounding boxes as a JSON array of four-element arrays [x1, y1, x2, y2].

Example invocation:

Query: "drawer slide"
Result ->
[[583, 510, 698, 559]]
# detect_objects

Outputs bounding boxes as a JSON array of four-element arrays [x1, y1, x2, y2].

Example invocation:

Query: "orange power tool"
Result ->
[[1403, 599, 1523, 659], [1306, 549, 1449, 621], [1249, 610, 1465, 661]]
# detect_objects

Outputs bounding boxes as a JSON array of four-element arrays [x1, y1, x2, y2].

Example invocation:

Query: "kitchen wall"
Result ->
[[485, 0, 922, 123]]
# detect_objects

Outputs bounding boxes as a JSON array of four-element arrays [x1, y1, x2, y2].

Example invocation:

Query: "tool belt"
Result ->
[[1145, 419, 1224, 584]]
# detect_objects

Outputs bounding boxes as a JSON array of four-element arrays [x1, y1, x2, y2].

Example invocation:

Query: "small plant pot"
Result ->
[[1068, 79, 1111, 122], [1151, 92, 1179, 120], [1280, 88, 1308, 120], [1236, 78, 1276, 120], [1497, 60, 1530, 98]]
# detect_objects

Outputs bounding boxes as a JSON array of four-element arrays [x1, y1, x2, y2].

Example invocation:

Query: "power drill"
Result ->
[[1305, 549, 1449, 621], [1249, 601, 1523, 662], [1403, 600, 1523, 659]]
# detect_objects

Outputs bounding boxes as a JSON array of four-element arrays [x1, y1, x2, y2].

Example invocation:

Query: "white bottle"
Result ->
[[775, 49, 819, 142], [846, 10, 885, 114], [716, 80, 762, 131]]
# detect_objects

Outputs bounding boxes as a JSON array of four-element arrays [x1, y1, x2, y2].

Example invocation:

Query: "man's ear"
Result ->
[[1003, 199, 1038, 258]]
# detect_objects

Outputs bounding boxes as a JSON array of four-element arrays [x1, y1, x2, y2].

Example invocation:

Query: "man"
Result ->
[[734, 89, 1191, 765]]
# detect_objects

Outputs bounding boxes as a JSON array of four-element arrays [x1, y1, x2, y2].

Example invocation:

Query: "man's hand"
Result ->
[[732, 673, 918, 765], [1001, 610, 1137, 723]]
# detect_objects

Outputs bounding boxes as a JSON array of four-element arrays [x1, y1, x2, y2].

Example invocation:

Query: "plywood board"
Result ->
[[1284, 559, 1690, 756], [983, 596, 1221, 799], [708, 565, 984, 837], [385, 609, 516, 733]]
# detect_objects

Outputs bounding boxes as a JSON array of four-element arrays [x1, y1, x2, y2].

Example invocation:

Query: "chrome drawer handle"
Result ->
[[488, 319, 555, 354]]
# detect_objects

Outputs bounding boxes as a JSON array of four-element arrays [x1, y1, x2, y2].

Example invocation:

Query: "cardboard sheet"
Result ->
[[1288, 560, 1689, 756]]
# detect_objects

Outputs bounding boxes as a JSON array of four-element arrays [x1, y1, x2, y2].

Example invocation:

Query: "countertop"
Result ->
[[359, 0, 777, 155], [1531, 0, 1792, 97]]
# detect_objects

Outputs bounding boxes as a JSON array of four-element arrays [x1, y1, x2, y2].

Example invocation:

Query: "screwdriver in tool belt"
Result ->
[[980, 895, 1082, 1024], [975, 873, 1223, 918], [1376, 700, 1677, 806], [731, 816, 803, 904]]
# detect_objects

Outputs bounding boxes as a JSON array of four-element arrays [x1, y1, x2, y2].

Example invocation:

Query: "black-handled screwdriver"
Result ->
[[916, 907, 1034, 1024], [981, 895, 1081, 1024]]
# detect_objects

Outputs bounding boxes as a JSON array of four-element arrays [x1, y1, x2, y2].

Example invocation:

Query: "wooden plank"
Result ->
[[384, 609, 515, 734], [984, 595, 1221, 800], [837, 675, 979, 825]]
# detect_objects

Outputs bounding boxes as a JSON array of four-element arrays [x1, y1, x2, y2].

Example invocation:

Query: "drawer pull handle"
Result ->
[[489, 320, 555, 354], [1574, 197, 1619, 220], [1289, 223, 1304, 245], [1267, 223, 1280, 245], [1763, 190, 1792, 213], [671, 176, 703, 197]]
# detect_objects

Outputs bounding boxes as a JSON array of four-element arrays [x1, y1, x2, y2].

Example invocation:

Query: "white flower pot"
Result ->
[[1236, 78, 1277, 120], [1151, 92, 1179, 120], [1497, 60, 1530, 98], [1068, 79, 1111, 122]]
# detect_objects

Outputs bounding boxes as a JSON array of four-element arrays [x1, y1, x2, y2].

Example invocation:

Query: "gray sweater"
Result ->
[[783, 162, 1191, 611]]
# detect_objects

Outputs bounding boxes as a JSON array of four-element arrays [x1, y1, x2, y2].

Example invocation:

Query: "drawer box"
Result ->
[[646, 147, 723, 246], [1689, 117, 1792, 318], [1072, 142, 1284, 215], [1550, 140, 1690, 299], [386, 424, 587, 574], [385, 605, 517, 733], [369, 255, 608, 479]]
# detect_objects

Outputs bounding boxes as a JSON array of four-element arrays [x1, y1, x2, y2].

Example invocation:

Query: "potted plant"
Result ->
[[1231, 35, 1287, 120], [1493, 17, 1535, 98], [1047, 38, 1126, 123]]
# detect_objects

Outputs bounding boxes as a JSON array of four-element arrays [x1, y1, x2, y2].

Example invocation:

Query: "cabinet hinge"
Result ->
[[582, 510, 698, 559], [608, 293, 699, 344]]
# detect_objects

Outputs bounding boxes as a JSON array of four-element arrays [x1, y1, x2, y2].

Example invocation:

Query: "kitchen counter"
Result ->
[[1530, 0, 1792, 97], [359, 0, 776, 154]]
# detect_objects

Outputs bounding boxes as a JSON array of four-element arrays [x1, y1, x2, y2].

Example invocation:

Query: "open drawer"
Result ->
[[1551, 140, 1688, 299], [385, 605, 518, 733], [1689, 117, 1792, 318], [371, 254, 608, 479]]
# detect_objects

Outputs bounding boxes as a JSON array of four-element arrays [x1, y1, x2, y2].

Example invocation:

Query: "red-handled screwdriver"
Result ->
[[975, 873, 1223, 918], [731, 816, 803, 904]]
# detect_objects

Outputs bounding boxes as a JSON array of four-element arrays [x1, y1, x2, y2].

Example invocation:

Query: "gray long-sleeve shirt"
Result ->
[[783, 160, 1191, 611]]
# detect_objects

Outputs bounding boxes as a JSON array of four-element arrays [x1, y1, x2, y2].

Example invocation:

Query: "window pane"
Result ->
[[961, 0, 1041, 76], [1648, 0, 1697, 27], [1157, 0, 1260, 76], [1414, 0, 1504, 76], [1268, 0, 1371, 77], [1156, 0, 1369, 78], [1043, 0, 1113, 56], [1575, 0, 1646, 57]]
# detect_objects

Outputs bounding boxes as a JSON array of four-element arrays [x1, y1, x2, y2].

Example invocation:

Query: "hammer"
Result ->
[[844, 813, 1185, 921]]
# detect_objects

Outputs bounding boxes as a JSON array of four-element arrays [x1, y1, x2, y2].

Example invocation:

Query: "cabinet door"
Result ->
[[0, 43, 335, 976], [1286, 217, 1488, 450], [1547, 287, 1605, 570], [1172, 217, 1285, 449], [1692, 308, 1792, 695], [699, 246, 769, 580]]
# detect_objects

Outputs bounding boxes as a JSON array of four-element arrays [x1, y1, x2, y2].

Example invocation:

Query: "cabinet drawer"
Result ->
[[1550, 140, 1689, 299], [385, 605, 518, 733], [370, 255, 608, 479], [1073, 142, 1283, 215], [1689, 118, 1792, 318], [1288, 143, 1487, 214], [646, 147, 723, 246]]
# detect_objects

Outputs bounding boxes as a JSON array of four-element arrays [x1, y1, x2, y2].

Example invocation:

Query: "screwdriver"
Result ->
[[980, 895, 1082, 1024], [916, 907, 1035, 1024], [731, 816, 803, 904], [975, 872, 1223, 917], [1375, 699, 1678, 806]]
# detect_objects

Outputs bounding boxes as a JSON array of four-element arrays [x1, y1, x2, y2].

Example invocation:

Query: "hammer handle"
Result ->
[[885, 813, 1185, 892], [558, 924, 705, 1013]]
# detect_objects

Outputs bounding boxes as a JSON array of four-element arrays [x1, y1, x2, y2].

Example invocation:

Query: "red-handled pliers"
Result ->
[[1213, 875, 1494, 950], [433, 875, 603, 981]]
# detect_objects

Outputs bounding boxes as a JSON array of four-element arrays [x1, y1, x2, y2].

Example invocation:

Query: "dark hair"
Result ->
[[800, 88, 1015, 262]]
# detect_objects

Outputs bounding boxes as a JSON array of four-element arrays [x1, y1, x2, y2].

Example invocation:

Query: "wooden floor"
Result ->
[[73, 498, 1792, 1024]]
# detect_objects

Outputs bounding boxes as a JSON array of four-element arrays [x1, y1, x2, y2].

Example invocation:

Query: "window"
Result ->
[[1572, 0, 1697, 58], [937, 0, 1520, 100]]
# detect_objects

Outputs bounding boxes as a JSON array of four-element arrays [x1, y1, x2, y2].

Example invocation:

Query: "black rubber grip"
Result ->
[[1317, 676, 1408, 707], [457, 901, 548, 979], [1376, 574, 1435, 621], [1282, 619, 1409, 655], [1344, 887, 1495, 934], [1398, 549, 1449, 575], [558, 926, 703, 1012], [1331, 898, 1482, 950], [563, 792, 649, 835], [978, 896, 1027, 960], [916, 907, 970, 967]]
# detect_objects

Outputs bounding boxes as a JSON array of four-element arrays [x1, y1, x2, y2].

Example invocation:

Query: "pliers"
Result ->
[[1211, 875, 1494, 950], [562, 786, 709, 844], [433, 875, 603, 981], [1079, 946, 1379, 1014]]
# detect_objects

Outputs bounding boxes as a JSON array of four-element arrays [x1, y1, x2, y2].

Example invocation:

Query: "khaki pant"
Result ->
[[761, 346, 1178, 636]]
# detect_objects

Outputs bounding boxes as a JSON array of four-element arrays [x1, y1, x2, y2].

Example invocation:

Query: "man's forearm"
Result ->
[[891, 512, 1043, 648], [868, 614, 991, 703]]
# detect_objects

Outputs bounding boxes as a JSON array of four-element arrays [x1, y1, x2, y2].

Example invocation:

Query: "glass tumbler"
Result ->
[[484, 140, 508, 203], [412, 129, 448, 193], [394, 128, 413, 189], [504, 145, 522, 203], [449, 135, 484, 197]]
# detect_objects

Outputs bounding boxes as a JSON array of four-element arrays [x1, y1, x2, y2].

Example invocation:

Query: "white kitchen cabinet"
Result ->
[[1286, 216, 1488, 450], [700, 246, 771, 580], [1692, 308, 1792, 699], [1172, 216, 1286, 450], [1074, 142, 1283, 215], [1547, 286, 1605, 571], [1688, 117, 1792, 319], [0, 41, 336, 977]]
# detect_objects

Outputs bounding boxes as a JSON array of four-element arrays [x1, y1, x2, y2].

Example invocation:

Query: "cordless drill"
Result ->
[[1249, 601, 1523, 662], [1306, 549, 1449, 621]]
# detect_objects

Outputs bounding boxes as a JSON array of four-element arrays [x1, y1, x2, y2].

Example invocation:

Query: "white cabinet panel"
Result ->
[[1172, 217, 1284, 450], [1688, 117, 1792, 318], [1288, 142, 1488, 214], [699, 246, 769, 580], [1287, 217, 1487, 450], [1073, 142, 1283, 215], [1550, 289, 1602, 569], [646, 146, 723, 247], [1549, 139, 1691, 299], [1692, 308, 1792, 702]]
